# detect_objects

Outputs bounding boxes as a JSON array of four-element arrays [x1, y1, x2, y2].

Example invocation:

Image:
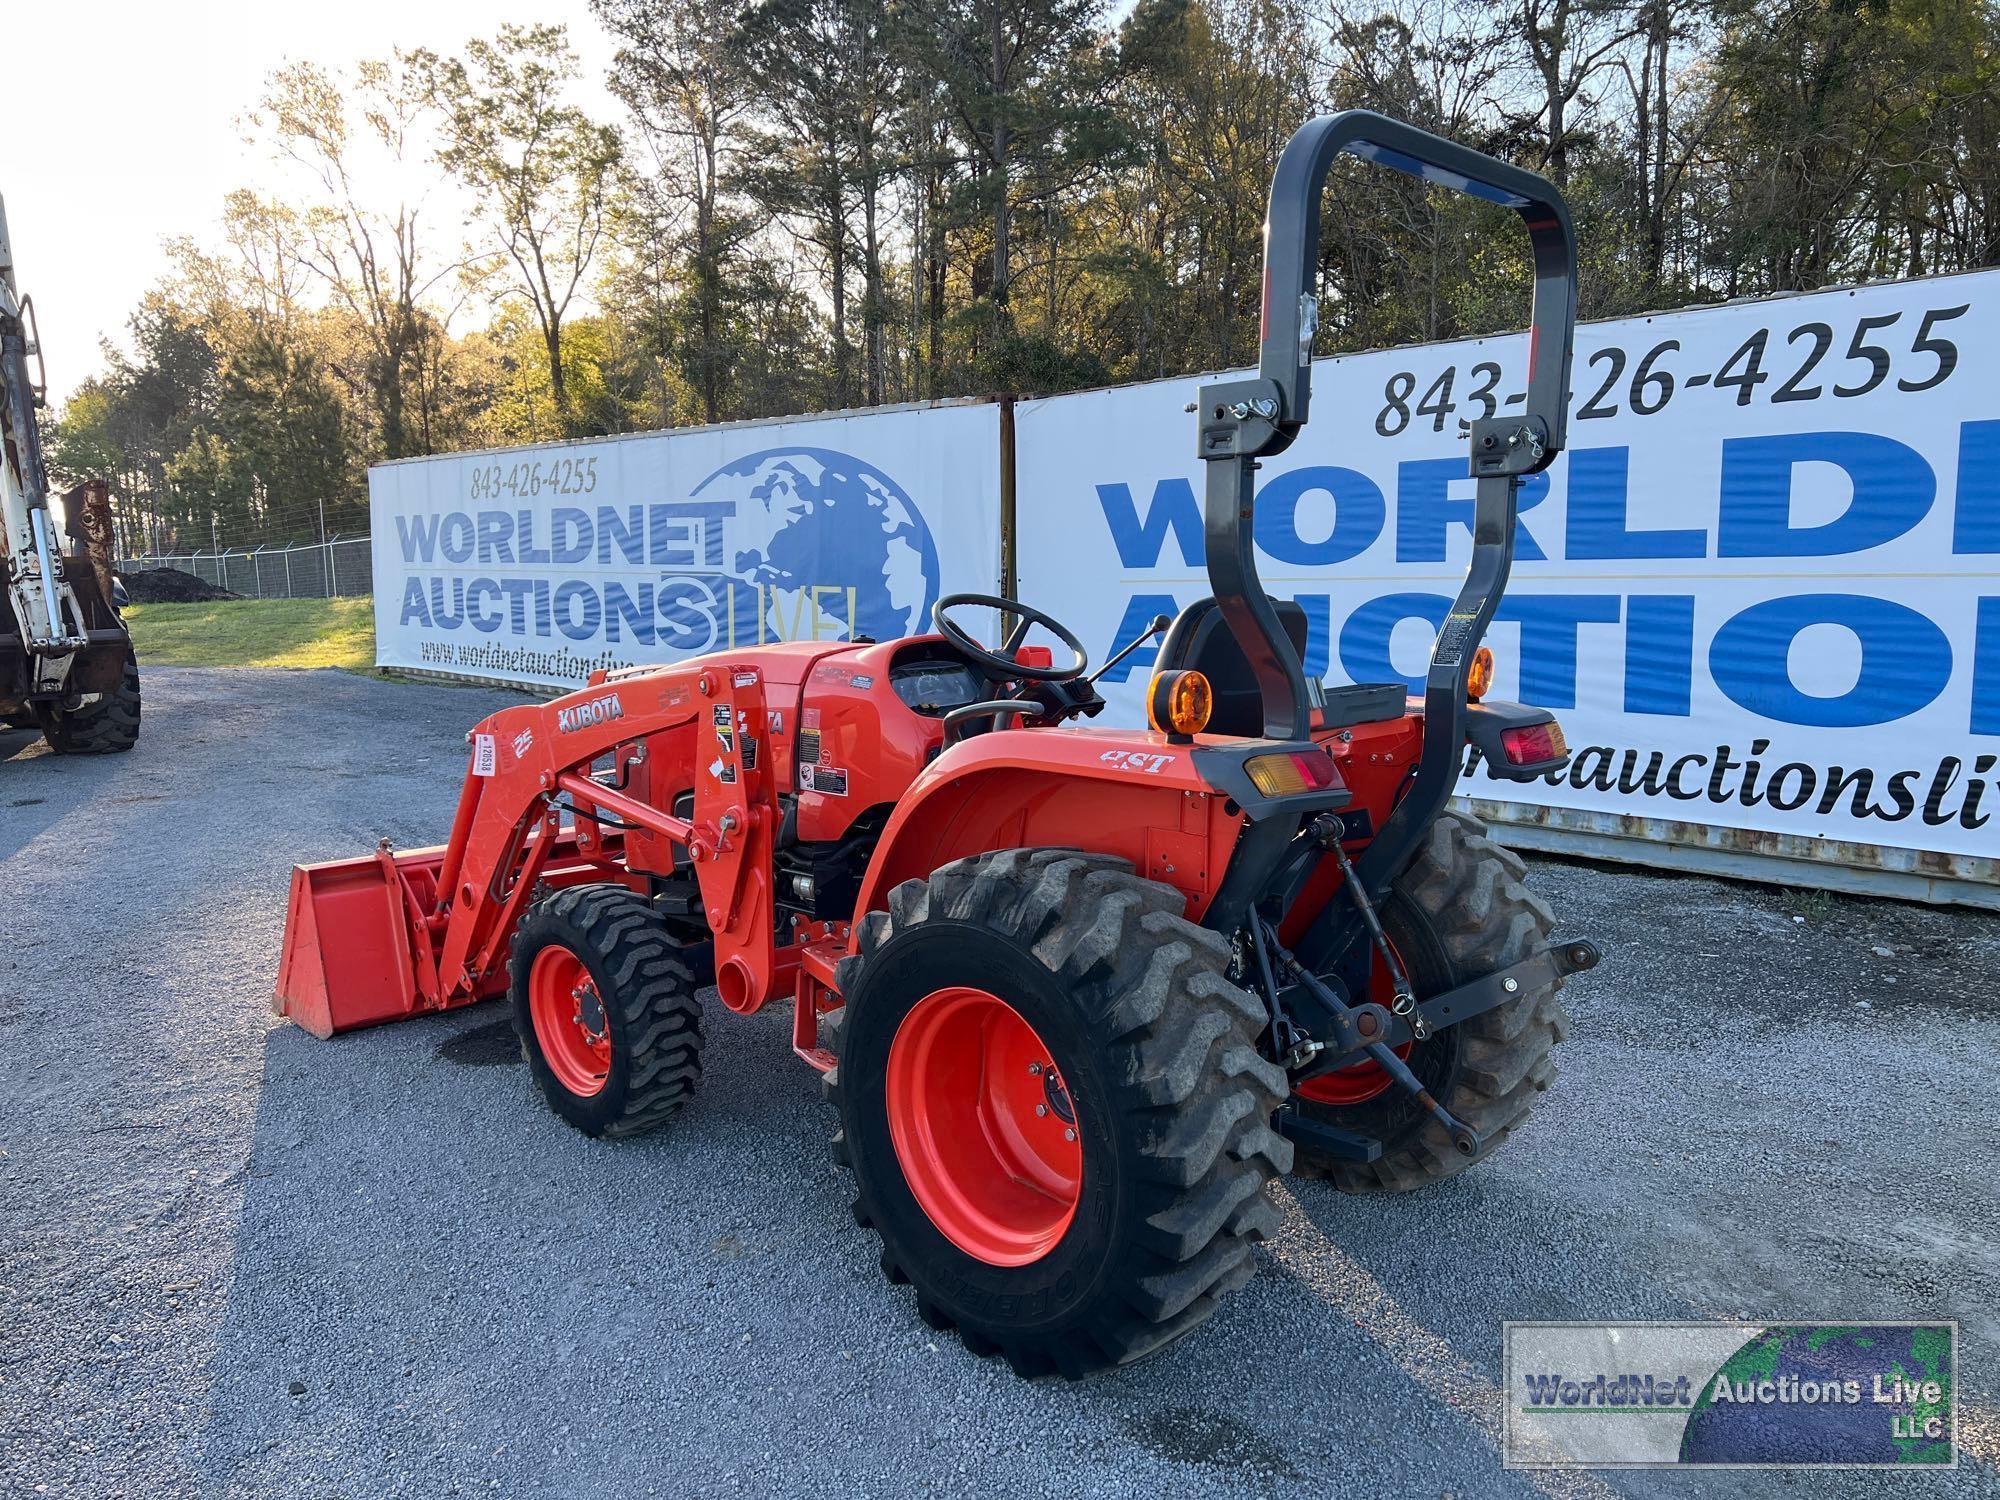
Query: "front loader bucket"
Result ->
[[275, 845, 444, 1038]]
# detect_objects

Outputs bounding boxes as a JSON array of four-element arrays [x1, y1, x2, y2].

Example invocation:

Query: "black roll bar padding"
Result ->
[[1257, 110, 1577, 462]]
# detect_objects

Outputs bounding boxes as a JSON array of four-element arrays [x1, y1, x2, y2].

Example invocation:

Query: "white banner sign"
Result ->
[[1016, 271, 1999, 862], [371, 402, 1001, 689]]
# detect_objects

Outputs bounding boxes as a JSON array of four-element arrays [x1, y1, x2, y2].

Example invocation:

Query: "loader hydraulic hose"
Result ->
[[554, 771, 696, 848]]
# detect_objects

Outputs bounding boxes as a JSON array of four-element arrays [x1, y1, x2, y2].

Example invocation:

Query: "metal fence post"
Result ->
[[117, 534, 370, 599]]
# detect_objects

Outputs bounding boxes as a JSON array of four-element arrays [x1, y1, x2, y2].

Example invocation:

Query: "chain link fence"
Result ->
[[116, 537, 374, 600]]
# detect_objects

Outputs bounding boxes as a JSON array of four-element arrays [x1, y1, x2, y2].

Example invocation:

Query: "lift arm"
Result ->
[[0, 193, 89, 688], [276, 664, 784, 1036]]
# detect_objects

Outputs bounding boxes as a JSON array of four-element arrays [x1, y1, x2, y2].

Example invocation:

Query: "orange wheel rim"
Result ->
[[1295, 937, 1414, 1107], [884, 986, 1082, 1267], [528, 944, 611, 1098]]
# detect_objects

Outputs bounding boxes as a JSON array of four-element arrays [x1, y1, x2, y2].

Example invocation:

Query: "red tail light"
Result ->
[[1500, 721, 1568, 766], [1244, 748, 1339, 797]]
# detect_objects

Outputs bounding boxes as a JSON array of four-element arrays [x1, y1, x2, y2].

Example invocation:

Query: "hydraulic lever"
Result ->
[[1087, 614, 1171, 686]]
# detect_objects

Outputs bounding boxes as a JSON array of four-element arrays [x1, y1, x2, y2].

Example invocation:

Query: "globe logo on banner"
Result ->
[[1678, 1326, 1954, 1465], [384, 440, 951, 685], [694, 446, 941, 647]]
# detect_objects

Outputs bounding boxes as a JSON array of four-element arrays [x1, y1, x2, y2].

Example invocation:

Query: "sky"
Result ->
[[1, 0, 620, 406]]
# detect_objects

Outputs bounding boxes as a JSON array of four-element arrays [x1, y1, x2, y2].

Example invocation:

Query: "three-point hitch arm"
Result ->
[[1194, 109, 1577, 896]]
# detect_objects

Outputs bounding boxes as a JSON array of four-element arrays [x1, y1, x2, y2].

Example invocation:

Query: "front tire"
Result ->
[[508, 884, 709, 1138], [827, 848, 1291, 1378], [1290, 810, 1568, 1192], [37, 653, 140, 754]]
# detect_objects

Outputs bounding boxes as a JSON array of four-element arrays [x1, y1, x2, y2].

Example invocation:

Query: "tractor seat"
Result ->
[[1156, 597, 1309, 738], [1156, 597, 1405, 737]]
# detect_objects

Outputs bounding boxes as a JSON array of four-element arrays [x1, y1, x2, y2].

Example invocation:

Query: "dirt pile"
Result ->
[[121, 568, 239, 604]]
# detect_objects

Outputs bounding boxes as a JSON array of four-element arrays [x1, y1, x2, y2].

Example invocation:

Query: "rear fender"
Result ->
[[849, 728, 1245, 931]]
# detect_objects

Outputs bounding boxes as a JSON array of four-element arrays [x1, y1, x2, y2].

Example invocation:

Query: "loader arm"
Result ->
[[1, 199, 79, 692], [0, 193, 133, 717], [278, 663, 778, 1037]]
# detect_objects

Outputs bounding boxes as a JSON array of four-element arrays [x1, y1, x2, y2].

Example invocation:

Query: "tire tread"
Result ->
[[509, 884, 709, 1138], [829, 846, 1287, 1377], [1294, 809, 1568, 1192]]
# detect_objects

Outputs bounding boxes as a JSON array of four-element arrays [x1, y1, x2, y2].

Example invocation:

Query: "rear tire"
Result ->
[[37, 654, 140, 754], [1291, 810, 1568, 1192], [508, 884, 709, 1139], [827, 848, 1291, 1378]]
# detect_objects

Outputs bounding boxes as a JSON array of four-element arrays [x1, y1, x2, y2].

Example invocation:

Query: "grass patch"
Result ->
[[125, 598, 377, 672]]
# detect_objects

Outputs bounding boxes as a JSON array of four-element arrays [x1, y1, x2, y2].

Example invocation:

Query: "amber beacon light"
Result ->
[[1147, 669, 1213, 741], [1467, 646, 1495, 701]]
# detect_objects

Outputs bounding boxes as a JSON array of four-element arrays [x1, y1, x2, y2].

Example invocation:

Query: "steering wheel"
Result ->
[[933, 593, 1088, 682]]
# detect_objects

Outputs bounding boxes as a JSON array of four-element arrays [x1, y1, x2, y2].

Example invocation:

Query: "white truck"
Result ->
[[0, 193, 137, 753]]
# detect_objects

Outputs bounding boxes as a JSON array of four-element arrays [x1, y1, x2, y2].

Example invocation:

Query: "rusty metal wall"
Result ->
[[1463, 797, 2000, 910]]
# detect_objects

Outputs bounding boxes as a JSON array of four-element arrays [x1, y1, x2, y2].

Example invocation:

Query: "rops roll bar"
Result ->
[[1254, 112, 1576, 456], [1194, 109, 1577, 768]]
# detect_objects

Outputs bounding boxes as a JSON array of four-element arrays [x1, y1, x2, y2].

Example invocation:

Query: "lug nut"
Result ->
[[1028, 1062, 1042, 1076], [1064, 1129, 1076, 1142], [1035, 1104, 1048, 1117]]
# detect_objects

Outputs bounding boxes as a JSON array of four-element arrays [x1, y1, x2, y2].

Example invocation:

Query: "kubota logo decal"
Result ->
[[557, 694, 624, 733]]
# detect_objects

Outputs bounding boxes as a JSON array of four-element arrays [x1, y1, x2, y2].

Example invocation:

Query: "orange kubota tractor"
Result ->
[[278, 111, 1599, 1377]]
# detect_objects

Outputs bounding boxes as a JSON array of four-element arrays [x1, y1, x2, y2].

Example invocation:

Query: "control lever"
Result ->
[[1087, 614, 1172, 687]]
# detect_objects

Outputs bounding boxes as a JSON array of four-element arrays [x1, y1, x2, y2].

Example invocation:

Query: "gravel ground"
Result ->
[[3, 665, 1997, 1499]]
